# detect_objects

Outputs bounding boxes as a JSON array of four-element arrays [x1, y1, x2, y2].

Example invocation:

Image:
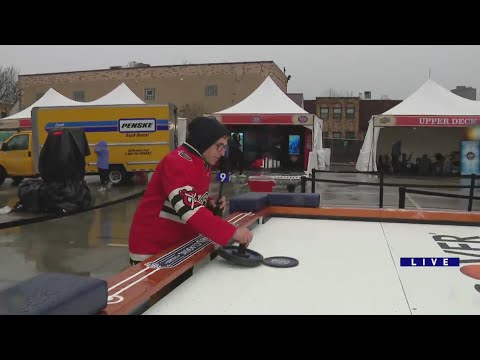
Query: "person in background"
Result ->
[[391, 140, 402, 173], [229, 133, 244, 176], [128, 116, 253, 266], [94, 140, 111, 191]]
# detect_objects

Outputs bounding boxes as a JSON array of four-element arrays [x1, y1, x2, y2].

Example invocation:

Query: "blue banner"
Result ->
[[461, 141, 480, 175], [400, 257, 460, 267]]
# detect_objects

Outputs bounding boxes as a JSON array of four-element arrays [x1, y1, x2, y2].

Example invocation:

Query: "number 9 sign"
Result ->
[[215, 172, 230, 183]]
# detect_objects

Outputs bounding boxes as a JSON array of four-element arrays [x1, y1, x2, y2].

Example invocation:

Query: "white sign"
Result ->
[[119, 118, 156, 133]]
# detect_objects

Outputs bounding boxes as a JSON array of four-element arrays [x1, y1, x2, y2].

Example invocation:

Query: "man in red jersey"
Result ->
[[128, 116, 253, 265]]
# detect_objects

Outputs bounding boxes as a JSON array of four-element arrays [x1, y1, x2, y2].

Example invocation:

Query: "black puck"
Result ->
[[263, 256, 299, 268]]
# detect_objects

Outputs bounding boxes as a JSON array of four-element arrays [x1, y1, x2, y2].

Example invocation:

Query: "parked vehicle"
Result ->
[[0, 103, 179, 186]]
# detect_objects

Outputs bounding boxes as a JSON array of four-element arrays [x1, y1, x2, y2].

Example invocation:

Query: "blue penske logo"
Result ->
[[45, 120, 118, 133], [45, 118, 169, 133]]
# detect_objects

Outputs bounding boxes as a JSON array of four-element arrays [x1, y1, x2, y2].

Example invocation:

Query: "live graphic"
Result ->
[[400, 257, 460, 267]]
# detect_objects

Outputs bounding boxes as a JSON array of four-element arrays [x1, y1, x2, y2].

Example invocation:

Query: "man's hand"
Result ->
[[232, 227, 253, 247], [209, 196, 226, 214]]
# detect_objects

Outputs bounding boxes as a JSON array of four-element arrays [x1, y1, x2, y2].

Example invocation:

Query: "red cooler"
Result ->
[[248, 176, 276, 192]]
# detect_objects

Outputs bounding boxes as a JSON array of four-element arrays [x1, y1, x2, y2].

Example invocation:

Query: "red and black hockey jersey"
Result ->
[[128, 143, 236, 260]]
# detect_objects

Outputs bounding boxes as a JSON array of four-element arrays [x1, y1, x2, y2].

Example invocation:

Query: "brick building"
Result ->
[[18, 61, 287, 120], [451, 85, 476, 101], [358, 99, 402, 138], [0, 103, 12, 118], [314, 97, 360, 139]]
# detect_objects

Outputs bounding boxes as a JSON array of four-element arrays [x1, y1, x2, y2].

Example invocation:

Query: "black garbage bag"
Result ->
[[39, 128, 90, 183], [16, 128, 94, 214], [17, 179, 94, 214], [16, 179, 44, 213]]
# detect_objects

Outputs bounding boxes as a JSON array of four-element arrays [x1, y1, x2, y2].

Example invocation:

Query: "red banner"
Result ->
[[213, 114, 314, 125], [374, 115, 480, 127]]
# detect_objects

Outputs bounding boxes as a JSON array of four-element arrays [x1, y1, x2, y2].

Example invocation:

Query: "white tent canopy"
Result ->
[[2, 88, 84, 121], [356, 79, 480, 172], [2, 83, 144, 121], [378, 79, 480, 116], [356, 118, 381, 172], [87, 83, 145, 105], [216, 76, 311, 114], [209, 76, 327, 170]]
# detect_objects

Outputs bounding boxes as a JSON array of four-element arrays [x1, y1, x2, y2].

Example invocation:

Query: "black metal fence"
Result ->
[[301, 169, 480, 212]]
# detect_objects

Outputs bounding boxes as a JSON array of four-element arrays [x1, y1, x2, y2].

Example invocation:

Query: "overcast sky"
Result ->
[[1, 45, 479, 100]]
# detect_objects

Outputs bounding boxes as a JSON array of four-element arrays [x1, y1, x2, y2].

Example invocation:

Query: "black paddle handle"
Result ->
[[238, 244, 247, 254], [213, 181, 224, 217], [214, 152, 229, 217]]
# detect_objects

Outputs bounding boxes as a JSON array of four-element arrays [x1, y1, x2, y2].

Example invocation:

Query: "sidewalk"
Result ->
[[0, 176, 147, 229]]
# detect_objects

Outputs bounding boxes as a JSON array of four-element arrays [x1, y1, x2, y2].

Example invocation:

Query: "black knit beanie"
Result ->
[[186, 116, 230, 154]]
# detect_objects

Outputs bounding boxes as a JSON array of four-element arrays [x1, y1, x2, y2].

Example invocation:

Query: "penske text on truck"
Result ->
[[0, 103, 178, 186]]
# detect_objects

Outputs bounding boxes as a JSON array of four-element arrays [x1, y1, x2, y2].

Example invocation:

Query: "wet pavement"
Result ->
[[0, 175, 147, 291], [0, 168, 479, 292], [0, 175, 147, 229]]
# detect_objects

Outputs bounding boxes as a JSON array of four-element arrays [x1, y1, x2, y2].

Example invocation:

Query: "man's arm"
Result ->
[[161, 157, 236, 246]]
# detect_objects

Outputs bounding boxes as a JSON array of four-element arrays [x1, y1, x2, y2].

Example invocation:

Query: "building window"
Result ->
[[145, 88, 156, 101], [73, 91, 85, 102], [333, 105, 342, 119], [345, 132, 355, 139], [205, 85, 218, 97], [320, 106, 329, 119], [36, 93, 45, 100], [333, 132, 342, 139], [346, 104, 355, 119], [322, 131, 329, 139]]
